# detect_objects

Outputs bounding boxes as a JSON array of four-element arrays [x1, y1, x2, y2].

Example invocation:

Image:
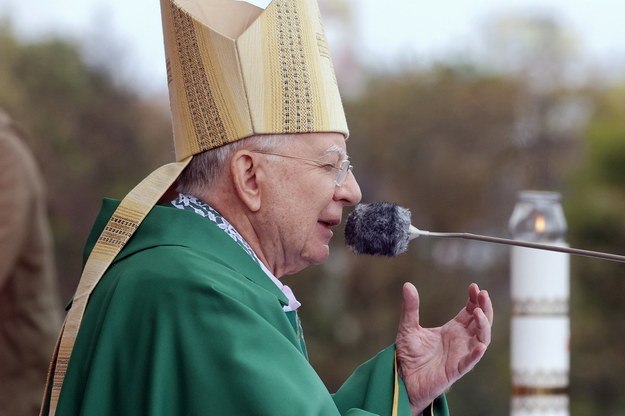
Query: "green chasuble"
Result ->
[[49, 199, 449, 416]]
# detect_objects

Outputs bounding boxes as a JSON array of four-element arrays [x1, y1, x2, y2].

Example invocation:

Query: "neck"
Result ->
[[198, 191, 283, 277]]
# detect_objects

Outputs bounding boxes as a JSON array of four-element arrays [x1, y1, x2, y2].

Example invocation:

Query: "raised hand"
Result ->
[[395, 282, 493, 414]]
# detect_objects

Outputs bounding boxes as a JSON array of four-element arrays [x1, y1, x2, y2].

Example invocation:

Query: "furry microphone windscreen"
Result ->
[[344, 202, 412, 257]]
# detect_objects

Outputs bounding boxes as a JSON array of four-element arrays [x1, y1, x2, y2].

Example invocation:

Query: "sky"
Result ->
[[1, 0, 625, 94]]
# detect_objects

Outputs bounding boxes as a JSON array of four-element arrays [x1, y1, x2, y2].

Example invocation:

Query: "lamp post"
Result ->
[[509, 191, 570, 416]]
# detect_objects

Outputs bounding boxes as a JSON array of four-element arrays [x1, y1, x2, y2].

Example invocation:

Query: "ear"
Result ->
[[230, 150, 262, 212]]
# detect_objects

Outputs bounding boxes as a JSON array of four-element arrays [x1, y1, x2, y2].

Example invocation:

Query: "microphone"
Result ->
[[344, 202, 625, 263], [344, 202, 414, 257]]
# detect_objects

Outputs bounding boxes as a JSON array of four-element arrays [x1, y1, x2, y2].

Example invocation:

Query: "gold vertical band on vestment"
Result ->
[[42, 159, 191, 416], [392, 351, 400, 416]]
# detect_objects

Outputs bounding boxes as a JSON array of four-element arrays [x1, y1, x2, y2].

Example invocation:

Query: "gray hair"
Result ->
[[175, 134, 295, 196]]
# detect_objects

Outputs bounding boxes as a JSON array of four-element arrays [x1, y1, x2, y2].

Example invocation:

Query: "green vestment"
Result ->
[[49, 199, 449, 415]]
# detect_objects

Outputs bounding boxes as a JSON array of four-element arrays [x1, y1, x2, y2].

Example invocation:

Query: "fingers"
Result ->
[[399, 282, 421, 330], [478, 289, 494, 325], [456, 302, 491, 377], [467, 283, 480, 308], [466, 284, 493, 324], [473, 306, 491, 346], [454, 284, 493, 347]]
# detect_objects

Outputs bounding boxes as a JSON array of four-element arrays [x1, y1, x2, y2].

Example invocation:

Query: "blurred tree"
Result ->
[[0, 24, 172, 300], [565, 84, 625, 415]]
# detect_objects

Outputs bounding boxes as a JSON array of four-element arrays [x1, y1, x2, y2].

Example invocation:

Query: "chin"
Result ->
[[283, 248, 329, 275], [306, 245, 331, 265]]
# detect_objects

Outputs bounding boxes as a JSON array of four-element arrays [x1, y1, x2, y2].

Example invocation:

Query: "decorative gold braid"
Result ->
[[42, 158, 191, 416], [275, 0, 313, 133], [171, 4, 228, 151], [97, 209, 140, 251], [392, 351, 399, 416]]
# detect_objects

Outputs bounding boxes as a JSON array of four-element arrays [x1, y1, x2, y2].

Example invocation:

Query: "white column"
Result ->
[[509, 190, 570, 416], [510, 246, 569, 416]]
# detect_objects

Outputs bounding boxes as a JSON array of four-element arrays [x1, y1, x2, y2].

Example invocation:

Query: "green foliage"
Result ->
[[586, 124, 625, 188], [565, 85, 625, 415], [0, 24, 172, 299]]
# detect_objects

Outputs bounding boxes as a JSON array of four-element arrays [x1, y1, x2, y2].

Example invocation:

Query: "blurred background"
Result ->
[[1, 0, 625, 414]]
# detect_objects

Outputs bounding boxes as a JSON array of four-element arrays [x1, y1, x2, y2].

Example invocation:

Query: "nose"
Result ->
[[334, 171, 362, 206]]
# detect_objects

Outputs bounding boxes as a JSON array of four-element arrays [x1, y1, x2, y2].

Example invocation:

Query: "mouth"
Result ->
[[318, 218, 341, 228], [317, 219, 340, 243]]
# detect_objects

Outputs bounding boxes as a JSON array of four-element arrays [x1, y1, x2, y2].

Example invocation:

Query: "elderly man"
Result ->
[[41, 0, 492, 415]]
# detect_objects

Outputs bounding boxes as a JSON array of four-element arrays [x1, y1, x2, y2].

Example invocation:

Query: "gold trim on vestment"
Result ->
[[41, 158, 191, 416], [392, 351, 399, 416]]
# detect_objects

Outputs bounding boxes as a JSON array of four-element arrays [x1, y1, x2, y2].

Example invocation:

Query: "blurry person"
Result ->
[[0, 109, 63, 416]]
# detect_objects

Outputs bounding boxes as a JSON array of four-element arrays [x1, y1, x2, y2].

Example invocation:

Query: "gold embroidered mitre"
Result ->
[[161, 0, 349, 160]]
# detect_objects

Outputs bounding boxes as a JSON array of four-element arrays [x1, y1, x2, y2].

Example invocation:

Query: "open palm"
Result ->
[[395, 282, 493, 414]]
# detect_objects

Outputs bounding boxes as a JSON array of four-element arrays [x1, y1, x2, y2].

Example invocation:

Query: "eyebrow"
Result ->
[[324, 144, 348, 159]]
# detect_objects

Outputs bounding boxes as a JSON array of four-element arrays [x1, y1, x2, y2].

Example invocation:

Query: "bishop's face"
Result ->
[[255, 132, 362, 277]]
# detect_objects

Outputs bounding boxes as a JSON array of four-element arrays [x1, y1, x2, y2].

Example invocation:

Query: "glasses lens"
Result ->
[[335, 160, 352, 186]]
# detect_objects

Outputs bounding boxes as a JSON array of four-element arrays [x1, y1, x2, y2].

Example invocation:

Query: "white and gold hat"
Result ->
[[44, 1, 347, 413], [163, 0, 349, 160]]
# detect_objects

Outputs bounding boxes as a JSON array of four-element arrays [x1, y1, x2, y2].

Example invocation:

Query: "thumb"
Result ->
[[399, 282, 421, 330]]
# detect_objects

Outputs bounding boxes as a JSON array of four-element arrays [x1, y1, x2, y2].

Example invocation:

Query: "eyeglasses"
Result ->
[[251, 150, 353, 186]]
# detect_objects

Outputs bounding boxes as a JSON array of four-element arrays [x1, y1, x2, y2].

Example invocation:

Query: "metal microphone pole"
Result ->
[[411, 227, 625, 263]]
